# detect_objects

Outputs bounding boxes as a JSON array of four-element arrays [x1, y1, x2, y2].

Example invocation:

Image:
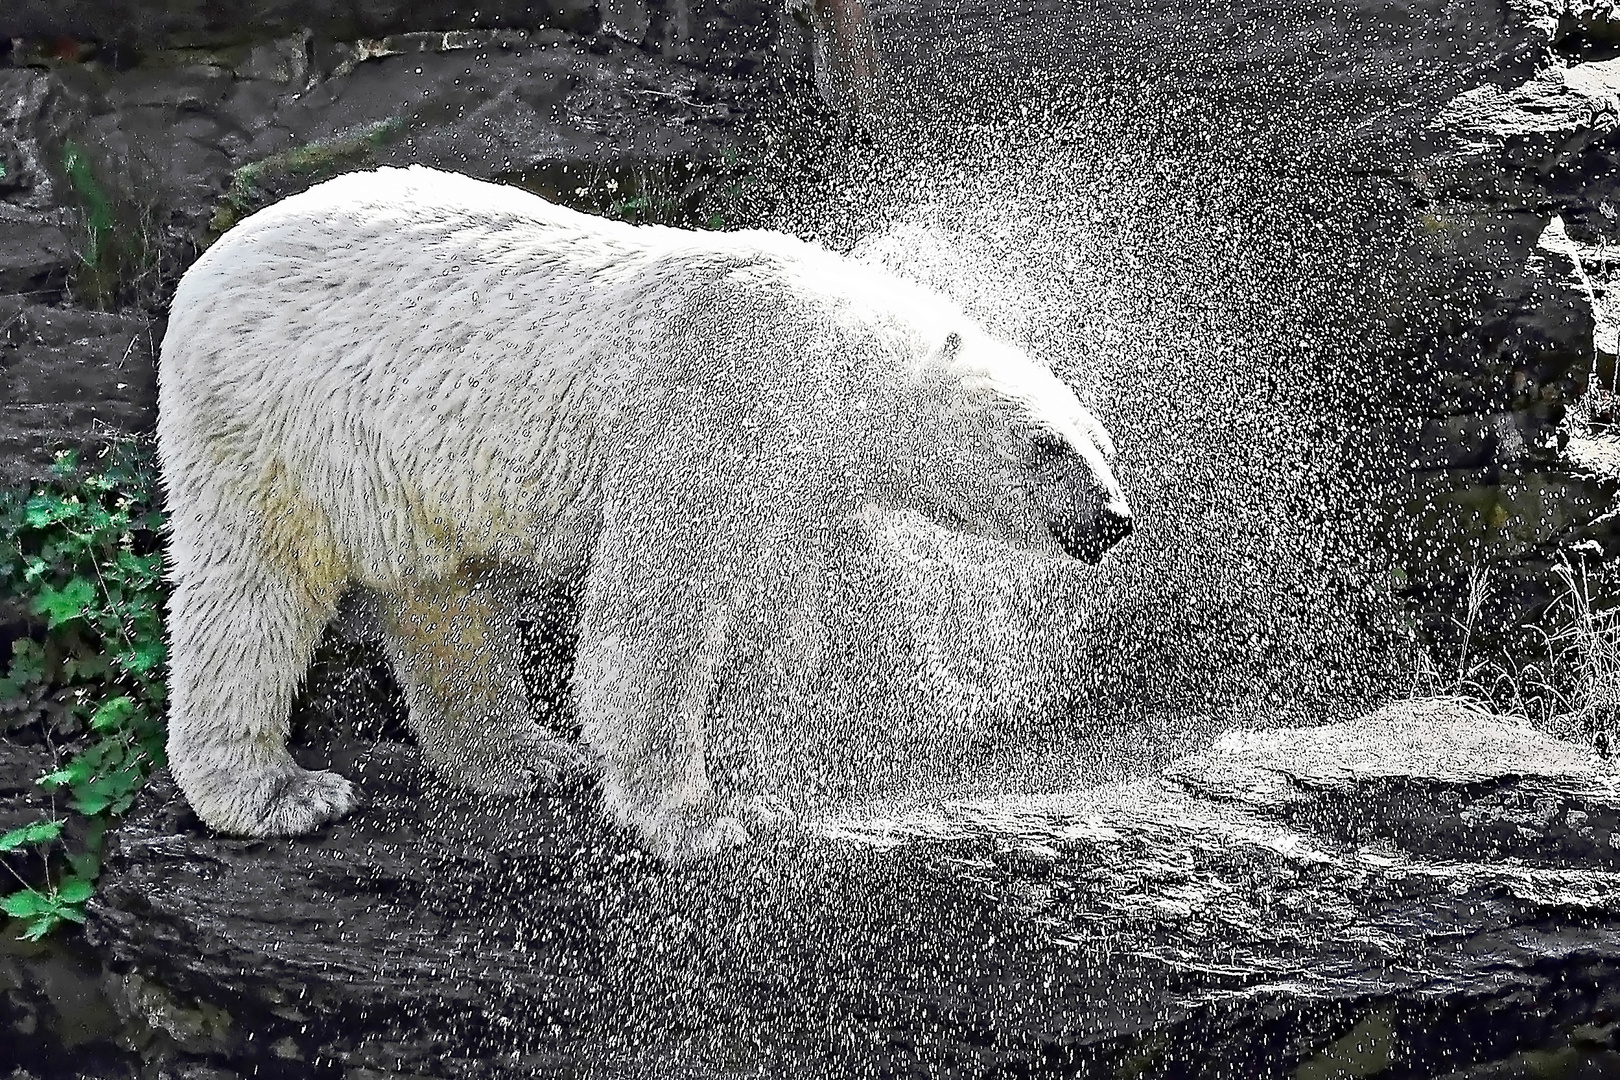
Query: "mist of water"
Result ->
[[720, 31, 1415, 810]]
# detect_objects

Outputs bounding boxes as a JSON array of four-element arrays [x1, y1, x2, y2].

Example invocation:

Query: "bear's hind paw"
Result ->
[[254, 768, 358, 836], [424, 736, 596, 797]]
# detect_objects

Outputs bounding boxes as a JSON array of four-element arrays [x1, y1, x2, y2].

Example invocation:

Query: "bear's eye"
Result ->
[[1027, 432, 1069, 464]]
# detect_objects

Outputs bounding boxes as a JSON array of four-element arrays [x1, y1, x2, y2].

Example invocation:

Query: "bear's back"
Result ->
[[154, 168, 948, 583]]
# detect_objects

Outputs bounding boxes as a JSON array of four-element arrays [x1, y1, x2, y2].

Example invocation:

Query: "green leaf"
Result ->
[[48, 449, 80, 478], [55, 877, 93, 905], [115, 642, 164, 675], [0, 638, 48, 700], [73, 740, 120, 770], [0, 819, 63, 852], [67, 851, 101, 880], [33, 578, 96, 629], [72, 790, 113, 816], [105, 768, 139, 796], [89, 696, 135, 732], [70, 770, 138, 816], [62, 652, 113, 682], [114, 550, 158, 585], [18, 914, 60, 940], [24, 492, 85, 529], [1, 889, 52, 918]]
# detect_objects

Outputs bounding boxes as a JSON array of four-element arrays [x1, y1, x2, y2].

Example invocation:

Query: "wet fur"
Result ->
[[157, 166, 1127, 857]]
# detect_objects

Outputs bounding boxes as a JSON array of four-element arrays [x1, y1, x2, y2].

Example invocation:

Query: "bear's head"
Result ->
[[917, 329, 1133, 565]]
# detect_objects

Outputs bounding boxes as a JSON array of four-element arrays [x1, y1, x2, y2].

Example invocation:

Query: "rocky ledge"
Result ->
[[9, 700, 1609, 1078]]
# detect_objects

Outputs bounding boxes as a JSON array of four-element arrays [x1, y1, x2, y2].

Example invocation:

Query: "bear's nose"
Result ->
[[1097, 502, 1133, 548], [1048, 501, 1134, 564]]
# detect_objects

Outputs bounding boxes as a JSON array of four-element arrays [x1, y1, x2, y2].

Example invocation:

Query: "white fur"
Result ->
[[158, 166, 1128, 857]]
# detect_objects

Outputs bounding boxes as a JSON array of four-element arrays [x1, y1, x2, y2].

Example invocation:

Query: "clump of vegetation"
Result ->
[[606, 188, 698, 227], [0, 442, 167, 939], [209, 117, 406, 239], [1530, 560, 1620, 744], [556, 159, 712, 228], [60, 140, 168, 310], [533, 148, 758, 231], [1410, 556, 1620, 747]]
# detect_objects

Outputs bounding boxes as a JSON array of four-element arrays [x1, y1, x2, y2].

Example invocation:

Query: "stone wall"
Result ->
[[1388, 2, 1620, 655], [0, 0, 809, 486], [8, 0, 1620, 659], [4, 0, 783, 72]]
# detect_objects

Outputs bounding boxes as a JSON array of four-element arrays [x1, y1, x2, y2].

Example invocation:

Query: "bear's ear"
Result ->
[[937, 331, 963, 364]]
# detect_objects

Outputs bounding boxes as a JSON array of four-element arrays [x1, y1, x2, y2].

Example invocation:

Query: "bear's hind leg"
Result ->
[[167, 553, 356, 837], [379, 571, 590, 794]]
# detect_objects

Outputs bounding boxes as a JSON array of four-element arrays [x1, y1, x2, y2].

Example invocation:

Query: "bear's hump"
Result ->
[[242, 166, 607, 238]]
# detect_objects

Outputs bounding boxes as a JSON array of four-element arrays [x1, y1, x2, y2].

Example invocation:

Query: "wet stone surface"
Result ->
[[72, 701, 1620, 1078]]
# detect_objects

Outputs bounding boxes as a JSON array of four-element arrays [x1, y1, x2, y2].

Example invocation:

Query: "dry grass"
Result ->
[[1412, 556, 1620, 750]]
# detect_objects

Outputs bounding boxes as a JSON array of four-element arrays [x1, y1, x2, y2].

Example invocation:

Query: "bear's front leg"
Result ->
[[166, 554, 357, 837], [574, 574, 750, 861]]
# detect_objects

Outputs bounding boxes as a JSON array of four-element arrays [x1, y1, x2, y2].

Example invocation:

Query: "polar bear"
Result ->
[[157, 166, 1132, 858]]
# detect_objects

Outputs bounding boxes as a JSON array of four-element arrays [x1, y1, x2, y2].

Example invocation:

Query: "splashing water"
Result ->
[[719, 2, 1416, 814]]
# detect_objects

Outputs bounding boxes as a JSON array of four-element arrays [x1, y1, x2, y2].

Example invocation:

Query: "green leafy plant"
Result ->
[[59, 141, 168, 310], [0, 820, 97, 940], [62, 141, 114, 277], [209, 117, 406, 240], [0, 441, 167, 939]]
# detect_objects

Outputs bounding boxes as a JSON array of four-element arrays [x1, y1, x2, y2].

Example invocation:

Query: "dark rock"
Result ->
[[0, 72, 71, 217], [0, 72, 85, 299], [247, 31, 750, 187], [0, 298, 157, 488], [82, 701, 1620, 1077], [1422, 58, 1620, 207], [0, 0, 792, 74], [599, 0, 653, 44], [1387, 33, 1620, 648], [0, 742, 53, 824], [1514, 0, 1620, 62], [0, 740, 55, 889], [0, 214, 74, 296], [0, 935, 126, 1077]]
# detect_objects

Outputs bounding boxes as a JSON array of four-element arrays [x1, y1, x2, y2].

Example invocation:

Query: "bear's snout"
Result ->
[[1050, 500, 1133, 564]]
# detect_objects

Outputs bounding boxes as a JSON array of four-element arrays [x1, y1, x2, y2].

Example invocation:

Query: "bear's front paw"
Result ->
[[255, 768, 358, 836], [725, 793, 797, 830], [652, 814, 750, 862], [514, 737, 598, 795]]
